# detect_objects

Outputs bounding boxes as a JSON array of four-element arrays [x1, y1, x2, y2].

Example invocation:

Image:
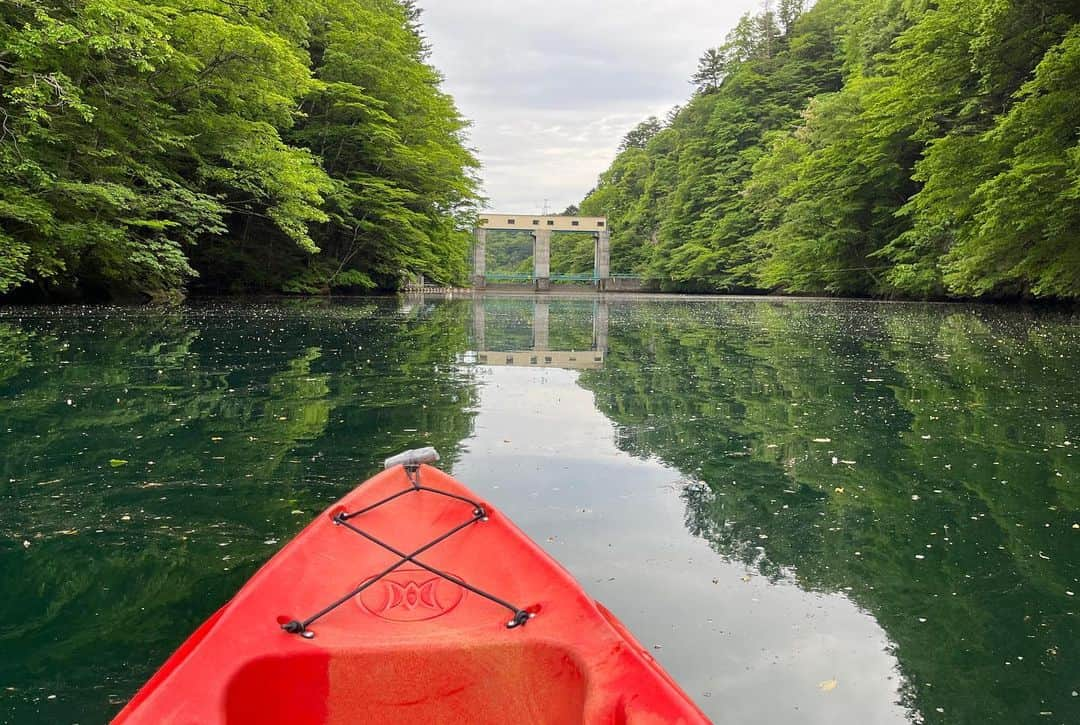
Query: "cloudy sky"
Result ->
[[421, 0, 760, 214]]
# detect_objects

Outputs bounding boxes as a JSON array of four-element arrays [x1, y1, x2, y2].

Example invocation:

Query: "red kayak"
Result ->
[[114, 449, 710, 724]]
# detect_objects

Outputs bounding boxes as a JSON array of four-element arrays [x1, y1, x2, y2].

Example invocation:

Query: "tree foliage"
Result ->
[[581, 0, 1080, 299], [0, 0, 479, 300]]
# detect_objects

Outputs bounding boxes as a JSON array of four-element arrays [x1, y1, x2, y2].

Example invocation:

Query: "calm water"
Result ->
[[1, 295, 1077, 724]]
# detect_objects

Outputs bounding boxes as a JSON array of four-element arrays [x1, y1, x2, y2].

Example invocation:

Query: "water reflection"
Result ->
[[0, 301, 479, 723], [455, 295, 1079, 723], [462, 294, 608, 369], [0, 296, 1077, 724], [455, 364, 911, 724], [574, 299, 1079, 724]]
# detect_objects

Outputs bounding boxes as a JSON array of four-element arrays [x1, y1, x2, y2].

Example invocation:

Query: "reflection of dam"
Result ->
[[472, 297, 609, 370]]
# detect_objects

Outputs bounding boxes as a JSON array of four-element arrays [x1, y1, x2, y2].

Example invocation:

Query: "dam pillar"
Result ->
[[596, 229, 611, 291], [593, 299, 609, 353], [533, 301, 550, 351], [472, 228, 487, 288], [472, 296, 486, 350], [534, 228, 551, 291]]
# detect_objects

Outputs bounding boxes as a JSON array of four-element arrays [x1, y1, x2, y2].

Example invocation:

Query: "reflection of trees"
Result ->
[[543, 301, 597, 351], [0, 324, 35, 386], [579, 302, 1079, 724], [477, 297, 535, 350], [0, 301, 477, 721], [478, 299, 598, 352]]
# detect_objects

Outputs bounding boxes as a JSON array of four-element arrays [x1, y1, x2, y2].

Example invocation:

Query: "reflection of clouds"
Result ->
[[454, 365, 909, 724], [421, 0, 761, 211]]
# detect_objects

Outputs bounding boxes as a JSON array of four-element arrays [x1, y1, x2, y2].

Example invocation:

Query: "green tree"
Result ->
[[578, 0, 1080, 300], [0, 0, 479, 301], [620, 117, 664, 150], [691, 49, 726, 94]]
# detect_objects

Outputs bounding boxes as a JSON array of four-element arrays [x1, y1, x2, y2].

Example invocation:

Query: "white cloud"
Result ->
[[420, 0, 761, 212]]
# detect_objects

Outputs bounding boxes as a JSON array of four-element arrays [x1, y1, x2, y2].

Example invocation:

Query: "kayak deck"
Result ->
[[114, 463, 710, 724]]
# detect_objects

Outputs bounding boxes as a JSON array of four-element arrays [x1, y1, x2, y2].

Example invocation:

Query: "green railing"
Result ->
[[480, 272, 644, 283], [551, 273, 599, 282], [485, 273, 535, 282]]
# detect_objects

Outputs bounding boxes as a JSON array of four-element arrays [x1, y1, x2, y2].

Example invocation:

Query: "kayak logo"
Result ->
[[358, 569, 465, 622]]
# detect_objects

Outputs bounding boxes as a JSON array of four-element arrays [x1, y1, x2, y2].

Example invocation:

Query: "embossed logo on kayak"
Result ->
[[358, 568, 465, 621]]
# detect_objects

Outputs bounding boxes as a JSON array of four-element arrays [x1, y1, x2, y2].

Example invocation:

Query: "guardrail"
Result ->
[[550, 273, 599, 282], [401, 285, 465, 293], [479, 273, 645, 283], [485, 273, 535, 282]]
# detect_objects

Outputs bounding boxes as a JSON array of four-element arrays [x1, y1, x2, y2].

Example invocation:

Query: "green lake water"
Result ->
[[1, 295, 1077, 724]]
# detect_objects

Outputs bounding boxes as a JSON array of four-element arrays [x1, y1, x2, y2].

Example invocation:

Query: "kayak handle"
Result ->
[[384, 447, 441, 470]]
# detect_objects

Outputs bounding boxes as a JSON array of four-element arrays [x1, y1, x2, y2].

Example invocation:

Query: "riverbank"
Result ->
[[5, 282, 1079, 312]]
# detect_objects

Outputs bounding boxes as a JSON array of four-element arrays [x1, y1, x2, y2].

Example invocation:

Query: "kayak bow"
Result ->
[[114, 449, 710, 724]]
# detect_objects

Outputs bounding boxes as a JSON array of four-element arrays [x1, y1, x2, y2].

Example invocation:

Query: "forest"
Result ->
[[0, 0, 479, 301], [5, 1, 1078, 302], [571, 0, 1080, 300]]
